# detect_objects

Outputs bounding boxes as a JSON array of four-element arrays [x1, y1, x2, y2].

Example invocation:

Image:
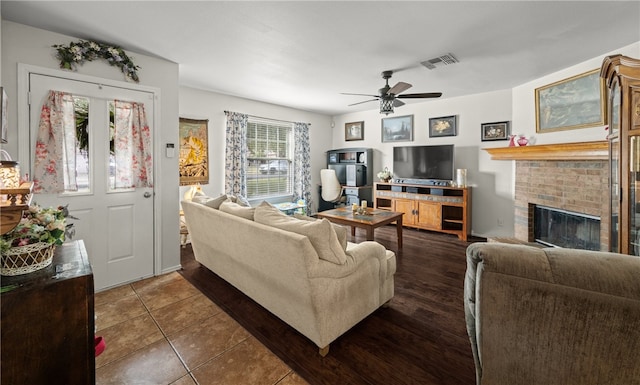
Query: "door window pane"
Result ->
[[71, 96, 90, 193]]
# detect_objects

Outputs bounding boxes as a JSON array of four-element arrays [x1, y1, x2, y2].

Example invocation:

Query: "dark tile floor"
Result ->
[[94, 272, 309, 385]]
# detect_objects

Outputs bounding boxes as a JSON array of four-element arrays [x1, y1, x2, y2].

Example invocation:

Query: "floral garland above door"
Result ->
[[52, 40, 141, 82]]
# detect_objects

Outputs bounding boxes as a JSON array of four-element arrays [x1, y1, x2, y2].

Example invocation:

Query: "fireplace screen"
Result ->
[[534, 205, 600, 250]]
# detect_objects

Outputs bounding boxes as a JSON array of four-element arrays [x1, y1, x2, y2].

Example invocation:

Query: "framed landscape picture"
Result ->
[[179, 118, 209, 186], [382, 115, 413, 142], [429, 115, 457, 137], [481, 121, 510, 141], [535, 69, 605, 133], [345, 121, 364, 141]]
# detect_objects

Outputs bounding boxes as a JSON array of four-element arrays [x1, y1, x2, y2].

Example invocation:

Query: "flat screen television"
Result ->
[[393, 144, 454, 182]]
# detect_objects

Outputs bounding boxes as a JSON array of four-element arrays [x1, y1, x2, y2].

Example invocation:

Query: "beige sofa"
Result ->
[[464, 242, 640, 385], [181, 198, 396, 355]]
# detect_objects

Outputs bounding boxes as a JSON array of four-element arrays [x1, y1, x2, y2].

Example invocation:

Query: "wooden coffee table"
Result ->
[[316, 207, 404, 248]]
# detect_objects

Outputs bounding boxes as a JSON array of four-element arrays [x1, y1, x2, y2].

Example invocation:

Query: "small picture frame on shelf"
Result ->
[[480, 121, 510, 141], [429, 115, 457, 138], [345, 121, 364, 141]]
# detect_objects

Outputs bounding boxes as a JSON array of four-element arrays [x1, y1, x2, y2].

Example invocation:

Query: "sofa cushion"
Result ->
[[255, 202, 347, 265], [294, 213, 347, 251], [219, 200, 255, 220]]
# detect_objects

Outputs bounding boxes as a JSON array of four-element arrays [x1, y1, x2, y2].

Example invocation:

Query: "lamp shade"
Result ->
[[0, 160, 20, 189]]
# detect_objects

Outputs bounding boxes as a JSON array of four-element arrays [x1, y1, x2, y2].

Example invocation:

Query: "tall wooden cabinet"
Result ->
[[1, 240, 95, 384], [601, 55, 640, 255]]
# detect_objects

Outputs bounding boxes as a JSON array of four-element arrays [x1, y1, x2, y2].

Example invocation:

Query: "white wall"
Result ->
[[331, 89, 514, 238], [512, 41, 640, 144], [1, 21, 182, 273], [178, 86, 333, 212], [331, 41, 640, 239]]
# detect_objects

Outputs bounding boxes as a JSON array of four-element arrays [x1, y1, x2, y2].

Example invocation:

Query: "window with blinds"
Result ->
[[246, 118, 293, 199]]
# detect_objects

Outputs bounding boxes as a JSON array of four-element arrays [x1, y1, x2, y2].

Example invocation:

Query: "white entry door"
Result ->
[[28, 73, 155, 290]]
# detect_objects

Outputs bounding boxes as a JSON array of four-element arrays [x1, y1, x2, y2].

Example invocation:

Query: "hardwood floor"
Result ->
[[179, 225, 484, 385]]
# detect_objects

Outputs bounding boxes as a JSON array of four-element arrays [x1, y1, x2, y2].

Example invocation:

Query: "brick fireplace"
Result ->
[[514, 160, 608, 250], [486, 141, 610, 251]]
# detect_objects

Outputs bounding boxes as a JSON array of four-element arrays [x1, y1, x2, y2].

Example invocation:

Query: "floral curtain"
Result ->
[[33, 90, 77, 193], [224, 111, 248, 197], [113, 100, 153, 188], [293, 122, 312, 214]]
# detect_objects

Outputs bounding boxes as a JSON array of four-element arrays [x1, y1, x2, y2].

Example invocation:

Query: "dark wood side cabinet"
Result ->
[[1, 240, 95, 384]]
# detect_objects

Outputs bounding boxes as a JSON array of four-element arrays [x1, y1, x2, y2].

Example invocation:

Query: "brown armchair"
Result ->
[[464, 242, 640, 385]]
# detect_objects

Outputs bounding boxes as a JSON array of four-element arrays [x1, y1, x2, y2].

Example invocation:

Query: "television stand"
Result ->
[[374, 182, 471, 241]]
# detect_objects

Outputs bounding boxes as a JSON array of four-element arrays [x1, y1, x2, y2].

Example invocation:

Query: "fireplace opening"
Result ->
[[533, 205, 601, 250]]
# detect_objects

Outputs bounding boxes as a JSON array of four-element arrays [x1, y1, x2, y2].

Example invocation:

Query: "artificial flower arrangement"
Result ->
[[0, 204, 75, 254], [377, 167, 393, 182], [52, 40, 141, 82]]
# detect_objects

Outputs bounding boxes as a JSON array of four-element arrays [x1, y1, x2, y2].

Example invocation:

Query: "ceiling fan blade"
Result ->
[[387, 81, 412, 95], [397, 92, 443, 99], [393, 99, 405, 107], [348, 98, 379, 106], [341, 92, 380, 98]]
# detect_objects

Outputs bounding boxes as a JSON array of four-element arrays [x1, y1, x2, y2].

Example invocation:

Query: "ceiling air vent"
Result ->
[[421, 53, 458, 70]]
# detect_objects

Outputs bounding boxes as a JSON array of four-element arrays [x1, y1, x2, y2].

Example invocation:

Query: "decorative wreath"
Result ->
[[52, 40, 141, 82]]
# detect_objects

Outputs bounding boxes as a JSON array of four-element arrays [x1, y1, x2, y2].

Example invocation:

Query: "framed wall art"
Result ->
[[345, 121, 364, 141], [179, 117, 209, 186], [382, 115, 413, 142], [535, 69, 605, 133], [429, 115, 457, 137], [481, 121, 510, 141]]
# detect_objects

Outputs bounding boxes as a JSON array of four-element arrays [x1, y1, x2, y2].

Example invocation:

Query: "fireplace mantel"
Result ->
[[484, 141, 608, 161]]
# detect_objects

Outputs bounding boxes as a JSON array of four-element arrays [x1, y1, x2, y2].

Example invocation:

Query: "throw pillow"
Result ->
[[219, 200, 255, 220], [293, 213, 348, 251], [192, 194, 228, 209], [255, 203, 346, 265], [227, 195, 251, 207], [235, 195, 251, 207]]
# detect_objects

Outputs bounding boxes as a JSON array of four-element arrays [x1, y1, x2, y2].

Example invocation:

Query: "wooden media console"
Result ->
[[374, 182, 471, 241]]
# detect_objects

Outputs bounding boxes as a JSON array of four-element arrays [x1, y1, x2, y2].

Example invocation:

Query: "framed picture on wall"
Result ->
[[481, 121, 510, 141], [429, 115, 457, 137], [382, 115, 413, 142], [179, 117, 209, 186], [345, 121, 364, 141], [535, 69, 605, 133]]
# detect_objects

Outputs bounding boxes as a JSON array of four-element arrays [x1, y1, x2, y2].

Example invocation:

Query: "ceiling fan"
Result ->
[[341, 70, 442, 115]]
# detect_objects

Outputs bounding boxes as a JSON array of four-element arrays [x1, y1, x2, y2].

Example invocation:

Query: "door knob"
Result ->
[[143, 192, 152, 198]]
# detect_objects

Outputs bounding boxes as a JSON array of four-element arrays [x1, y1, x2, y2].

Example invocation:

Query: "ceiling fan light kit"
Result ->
[[343, 70, 443, 115], [380, 97, 395, 115]]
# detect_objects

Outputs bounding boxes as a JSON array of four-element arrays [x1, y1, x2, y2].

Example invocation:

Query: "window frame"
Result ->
[[245, 117, 294, 201]]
